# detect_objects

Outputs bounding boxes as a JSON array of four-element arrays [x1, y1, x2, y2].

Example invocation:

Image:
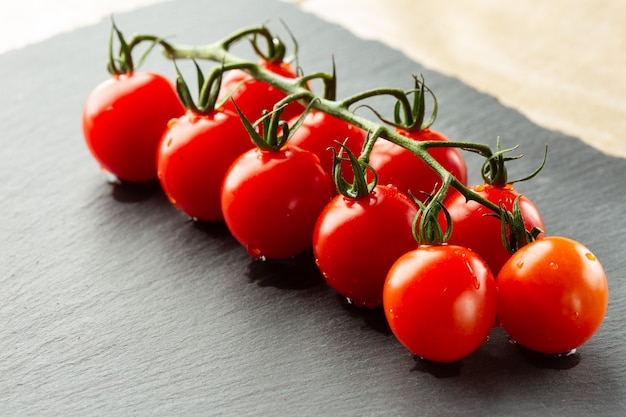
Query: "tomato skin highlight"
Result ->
[[288, 110, 367, 183], [443, 184, 545, 275], [368, 128, 467, 201], [313, 185, 418, 308], [156, 110, 254, 222], [383, 245, 497, 363], [496, 236, 609, 355], [82, 72, 185, 182], [221, 145, 333, 260], [221, 60, 304, 123]]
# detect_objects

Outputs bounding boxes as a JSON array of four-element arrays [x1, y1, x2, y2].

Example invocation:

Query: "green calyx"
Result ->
[[221, 24, 292, 65], [341, 74, 437, 132], [410, 177, 453, 245], [174, 60, 257, 115], [332, 136, 378, 199], [107, 18, 161, 76], [107, 19, 134, 75], [234, 95, 317, 152], [481, 138, 548, 187], [499, 196, 544, 253], [392, 74, 438, 131]]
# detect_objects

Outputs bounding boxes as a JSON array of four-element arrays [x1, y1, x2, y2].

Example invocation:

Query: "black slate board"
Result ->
[[2, 0, 625, 415]]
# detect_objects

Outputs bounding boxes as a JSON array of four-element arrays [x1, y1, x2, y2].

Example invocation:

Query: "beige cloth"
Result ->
[[294, 0, 626, 157]]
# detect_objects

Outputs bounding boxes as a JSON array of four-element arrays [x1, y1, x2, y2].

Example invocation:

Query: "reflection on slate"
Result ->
[[111, 179, 163, 203], [1, 0, 625, 415], [246, 249, 326, 290]]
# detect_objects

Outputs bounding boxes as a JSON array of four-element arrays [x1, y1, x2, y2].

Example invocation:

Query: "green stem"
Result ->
[[126, 27, 504, 216]]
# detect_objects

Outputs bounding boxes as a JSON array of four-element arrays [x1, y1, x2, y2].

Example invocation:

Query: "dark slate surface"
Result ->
[[1, 0, 625, 415]]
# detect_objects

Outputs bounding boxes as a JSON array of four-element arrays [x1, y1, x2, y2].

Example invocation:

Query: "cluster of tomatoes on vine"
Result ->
[[82, 22, 608, 364]]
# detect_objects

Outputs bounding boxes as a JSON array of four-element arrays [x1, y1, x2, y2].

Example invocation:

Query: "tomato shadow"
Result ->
[[410, 356, 463, 379], [191, 219, 234, 240], [246, 249, 326, 290], [111, 179, 163, 203], [513, 343, 581, 370], [337, 296, 392, 336]]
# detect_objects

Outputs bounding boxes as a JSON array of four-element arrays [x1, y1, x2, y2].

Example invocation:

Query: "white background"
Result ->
[[0, 0, 168, 54]]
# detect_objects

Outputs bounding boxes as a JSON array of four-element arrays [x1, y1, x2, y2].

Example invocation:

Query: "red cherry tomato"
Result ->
[[443, 183, 545, 275], [221, 60, 304, 123], [496, 236, 609, 354], [313, 185, 418, 308], [383, 244, 497, 363], [221, 145, 333, 259], [156, 110, 254, 222], [368, 128, 467, 201], [82, 71, 185, 182], [288, 110, 367, 183]]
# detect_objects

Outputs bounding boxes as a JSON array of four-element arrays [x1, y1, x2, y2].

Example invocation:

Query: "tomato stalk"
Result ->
[[411, 176, 453, 245], [234, 93, 317, 151], [332, 136, 378, 199], [122, 24, 541, 224]]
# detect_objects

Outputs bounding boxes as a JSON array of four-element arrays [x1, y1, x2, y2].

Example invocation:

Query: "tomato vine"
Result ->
[[125, 25, 520, 221]]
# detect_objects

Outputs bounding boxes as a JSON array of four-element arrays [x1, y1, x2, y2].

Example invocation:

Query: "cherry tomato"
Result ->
[[82, 71, 185, 182], [313, 185, 418, 308], [383, 244, 497, 363], [221, 60, 304, 123], [368, 128, 467, 202], [221, 145, 333, 259], [496, 236, 609, 354], [157, 109, 254, 222], [442, 183, 545, 275], [288, 110, 367, 183]]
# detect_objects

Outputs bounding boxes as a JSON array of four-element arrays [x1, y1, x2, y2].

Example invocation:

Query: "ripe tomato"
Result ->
[[496, 236, 609, 354], [288, 110, 367, 183], [156, 109, 254, 222], [442, 183, 545, 275], [82, 71, 185, 182], [313, 185, 418, 308], [221, 145, 333, 259], [383, 244, 497, 363], [220, 60, 304, 123], [368, 128, 467, 202]]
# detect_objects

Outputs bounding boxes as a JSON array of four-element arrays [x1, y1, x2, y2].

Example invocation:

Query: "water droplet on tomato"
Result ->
[[474, 184, 485, 192], [549, 262, 559, 270], [516, 261, 524, 269], [585, 253, 597, 261], [167, 117, 177, 128], [247, 247, 266, 261], [166, 137, 173, 147]]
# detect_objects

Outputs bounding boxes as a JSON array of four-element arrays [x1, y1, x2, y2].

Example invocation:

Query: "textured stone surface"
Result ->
[[1, 0, 625, 415]]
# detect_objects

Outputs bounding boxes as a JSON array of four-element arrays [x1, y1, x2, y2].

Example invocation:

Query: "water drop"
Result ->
[[166, 137, 173, 147], [516, 261, 524, 269], [549, 262, 559, 270], [247, 247, 265, 260], [585, 253, 597, 261], [167, 117, 178, 128], [474, 184, 485, 192]]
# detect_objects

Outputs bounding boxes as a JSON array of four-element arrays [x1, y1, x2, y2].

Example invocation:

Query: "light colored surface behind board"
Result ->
[[0, 0, 169, 54], [292, 0, 626, 158]]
